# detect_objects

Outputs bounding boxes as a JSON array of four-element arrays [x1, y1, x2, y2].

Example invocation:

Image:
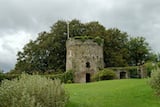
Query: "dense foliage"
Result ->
[[0, 71, 5, 82], [92, 69, 116, 81], [149, 68, 160, 96], [144, 62, 156, 77], [46, 70, 74, 83], [14, 19, 154, 74], [0, 74, 69, 107], [0, 74, 19, 83], [128, 37, 150, 66], [104, 28, 129, 67]]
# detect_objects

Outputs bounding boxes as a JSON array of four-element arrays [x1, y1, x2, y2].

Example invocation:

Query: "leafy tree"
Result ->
[[157, 53, 160, 62], [85, 21, 106, 37], [14, 19, 153, 74], [16, 20, 68, 73], [128, 37, 150, 66], [15, 20, 85, 73], [104, 28, 129, 67], [68, 19, 86, 37], [146, 52, 158, 63], [15, 20, 107, 73]]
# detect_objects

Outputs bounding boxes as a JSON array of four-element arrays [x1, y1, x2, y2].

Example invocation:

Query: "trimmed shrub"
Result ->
[[92, 69, 116, 81], [0, 74, 69, 107], [149, 68, 160, 96]]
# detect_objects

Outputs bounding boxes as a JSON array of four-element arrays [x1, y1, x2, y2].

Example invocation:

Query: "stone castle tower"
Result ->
[[66, 38, 104, 83]]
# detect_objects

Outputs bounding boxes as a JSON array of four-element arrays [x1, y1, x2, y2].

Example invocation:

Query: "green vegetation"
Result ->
[[74, 36, 94, 42], [149, 68, 160, 96], [0, 71, 4, 82], [65, 79, 160, 107], [74, 36, 103, 45], [13, 19, 155, 74], [0, 71, 18, 82], [0, 70, 74, 84], [0, 74, 69, 107], [92, 68, 116, 81], [128, 37, 150, 66], [144, 62, 156, 77], [109, 66, 140, 78], [46, 70, 74, 83]]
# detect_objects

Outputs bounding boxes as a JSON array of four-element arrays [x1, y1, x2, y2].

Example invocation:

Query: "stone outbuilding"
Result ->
[[113, 69, 130, 79], [66, 38, 104, 83]]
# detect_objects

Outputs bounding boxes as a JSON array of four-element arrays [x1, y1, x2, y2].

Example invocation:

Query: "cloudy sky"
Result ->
[[0, 0, 160, 72]]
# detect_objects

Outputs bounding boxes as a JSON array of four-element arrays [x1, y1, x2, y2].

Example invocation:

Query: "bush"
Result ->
[[0, 73, 22, 84], [92, 69, 116, 81], [128, 67, 139, 78], [149, 68, 160, 96], [144, 62, 156, 77], [93, 36, 103, 45], [46, 74, 64, 80], [0, 74, 69, 107], [46, 70, 74, 83], [62, 70, 74, 83], [0, 72, 5, 83]]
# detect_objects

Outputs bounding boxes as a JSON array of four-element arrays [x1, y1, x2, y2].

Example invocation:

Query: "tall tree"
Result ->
[[128, 37, 150, 66], [15, 20, 109, 73], [104, 28, 129, 67], [14, 19, 152, 74], [85, 21, 106, 37], [15, 20, 68, 73]]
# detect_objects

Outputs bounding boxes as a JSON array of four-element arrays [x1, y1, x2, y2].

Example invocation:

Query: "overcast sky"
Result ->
[[0, 0, 160, 72]]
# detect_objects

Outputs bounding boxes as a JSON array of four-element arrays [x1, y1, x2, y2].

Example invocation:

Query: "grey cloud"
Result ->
[[0, 61, 13, 72], [2, 43, 15, 53], [0, 0, 97, 34], [0, 0, 160, 71], [98, 0, 160, 52]]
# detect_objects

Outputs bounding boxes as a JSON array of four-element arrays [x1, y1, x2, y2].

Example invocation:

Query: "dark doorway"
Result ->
[[86, 73, 91, 82], [120, 72, 126, 79]]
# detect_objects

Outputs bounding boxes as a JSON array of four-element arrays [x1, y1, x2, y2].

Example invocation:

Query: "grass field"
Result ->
[[65, 79, 160, 107]]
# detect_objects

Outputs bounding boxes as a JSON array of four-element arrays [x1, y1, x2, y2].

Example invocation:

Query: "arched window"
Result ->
[[86, 62, 90, 68]]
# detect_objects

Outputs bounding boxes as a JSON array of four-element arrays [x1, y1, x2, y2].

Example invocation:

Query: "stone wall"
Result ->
[[114, 70, 130, 79], [66, 38, 104, 83]]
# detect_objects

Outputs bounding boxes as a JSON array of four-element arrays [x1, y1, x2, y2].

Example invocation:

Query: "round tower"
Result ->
[[66, 38, 104, 83]]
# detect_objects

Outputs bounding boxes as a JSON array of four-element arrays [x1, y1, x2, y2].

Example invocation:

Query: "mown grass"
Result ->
[[65, 79, 160, 107]]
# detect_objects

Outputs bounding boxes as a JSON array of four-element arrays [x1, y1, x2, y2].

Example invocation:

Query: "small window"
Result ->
[[86, 62, 90, 68]]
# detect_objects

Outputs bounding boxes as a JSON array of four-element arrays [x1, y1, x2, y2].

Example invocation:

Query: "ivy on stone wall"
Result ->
[[74, 36, 103, 45]]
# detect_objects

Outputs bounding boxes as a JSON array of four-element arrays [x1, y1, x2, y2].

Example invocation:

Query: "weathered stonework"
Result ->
[[115, 70, 130, 79], [66, 38, 104, 83]]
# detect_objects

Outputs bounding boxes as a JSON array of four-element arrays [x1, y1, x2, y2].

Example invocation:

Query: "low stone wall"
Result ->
[[109, 66, 147, 79]]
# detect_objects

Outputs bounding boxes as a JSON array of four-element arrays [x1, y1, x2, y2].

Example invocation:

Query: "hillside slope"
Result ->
[[65, 79, 160, 107]]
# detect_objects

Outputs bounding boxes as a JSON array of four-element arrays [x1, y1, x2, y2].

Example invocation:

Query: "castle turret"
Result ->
[[66, 37, 104, 83]]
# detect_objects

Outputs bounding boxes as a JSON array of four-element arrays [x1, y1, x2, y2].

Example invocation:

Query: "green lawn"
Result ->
[[65, 79, 160, 107]]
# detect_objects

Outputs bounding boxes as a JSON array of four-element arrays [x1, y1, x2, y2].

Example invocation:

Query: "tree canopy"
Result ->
[[128, 37, 150, 66], [13, 19, 154, 74]]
